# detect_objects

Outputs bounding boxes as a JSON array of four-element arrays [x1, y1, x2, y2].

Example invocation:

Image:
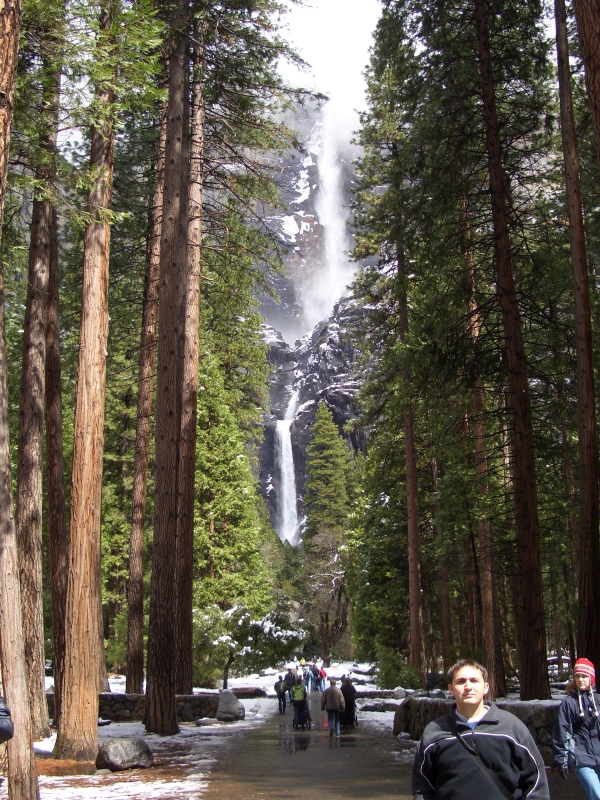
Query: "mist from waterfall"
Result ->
[[303, 101, 357, 332], [275, 390, 300, 545]]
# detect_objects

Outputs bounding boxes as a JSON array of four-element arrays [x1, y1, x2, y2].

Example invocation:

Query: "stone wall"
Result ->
[[393, 696, 559, 766], [46, 687, 266, 724]]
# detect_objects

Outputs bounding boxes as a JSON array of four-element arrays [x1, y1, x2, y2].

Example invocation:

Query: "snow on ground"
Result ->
[[0, 698, 274, 800]]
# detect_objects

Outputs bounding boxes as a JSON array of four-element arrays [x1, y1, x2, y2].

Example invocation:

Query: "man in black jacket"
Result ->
[[412, 659, 550, 800]]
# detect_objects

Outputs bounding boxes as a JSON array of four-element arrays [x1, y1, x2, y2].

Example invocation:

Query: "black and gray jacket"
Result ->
[[412, 703, 550, 800], [552, 688, 600, 770]]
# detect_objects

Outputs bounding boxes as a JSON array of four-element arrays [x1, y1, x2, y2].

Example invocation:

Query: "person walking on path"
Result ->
[[319, 666, 327, 693], [284, 668, 295, 702], [412, 658, 550, 800], [321, 678, 345, 738], [292, 677, 307, 727], [311, 663, 320, 692], [274, 676, 287, 714], [553, 657, 600, 800]]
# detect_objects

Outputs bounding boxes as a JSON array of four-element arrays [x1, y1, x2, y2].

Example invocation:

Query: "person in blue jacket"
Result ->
[[553, 657, 600, 800]]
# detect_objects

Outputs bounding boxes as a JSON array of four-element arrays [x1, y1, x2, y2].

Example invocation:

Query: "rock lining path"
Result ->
[[204, 694, 586, 800]]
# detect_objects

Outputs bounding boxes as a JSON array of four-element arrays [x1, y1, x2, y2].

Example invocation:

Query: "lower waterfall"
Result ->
[[275, 391, 300, 544]]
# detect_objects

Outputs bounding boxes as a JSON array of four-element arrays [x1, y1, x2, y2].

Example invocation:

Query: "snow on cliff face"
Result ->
[[257, 102, 360, 345], [259, 296, 368, 539], [256, 102, 369, 542]]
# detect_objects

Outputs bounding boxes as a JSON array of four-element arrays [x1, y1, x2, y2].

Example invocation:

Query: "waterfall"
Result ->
[[303, 102, 357, 331], [276, 391, 300, 545]]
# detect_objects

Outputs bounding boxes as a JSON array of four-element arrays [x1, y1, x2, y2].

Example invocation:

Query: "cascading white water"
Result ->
[[303, 101, 357, 331], [276, 391, 300, 544]]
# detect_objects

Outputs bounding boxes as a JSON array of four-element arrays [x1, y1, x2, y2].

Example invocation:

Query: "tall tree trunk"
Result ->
[[555, 0, 600, 670], [145, 1, 189, 735], [0, 2, 40, 795], [473, 0, 549, 700], [45, 204, 68, 729], [463, 199, 505, 697], [397, 248, 425, 683], [16, 16, 64, 744], [175, 27, 205, 695], [572, 0, 600, 174], [53, 0, 118, 761], [431, 455, 453, 672], [126, 105, 166, 695], [502, 399, 522, 674], [16, 184, 52, 741]]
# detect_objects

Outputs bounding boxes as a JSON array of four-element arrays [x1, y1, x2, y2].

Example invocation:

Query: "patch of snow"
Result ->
[[274, 215, 300, 243], [293, 169, 310, 204], [15, 700, 277, 800]]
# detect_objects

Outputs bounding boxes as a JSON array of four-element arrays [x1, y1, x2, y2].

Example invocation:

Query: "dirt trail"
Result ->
[[204, 694, 586, 800]]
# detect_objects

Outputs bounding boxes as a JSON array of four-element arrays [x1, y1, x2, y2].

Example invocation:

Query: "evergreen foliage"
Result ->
[[304, 402, 351, 541]]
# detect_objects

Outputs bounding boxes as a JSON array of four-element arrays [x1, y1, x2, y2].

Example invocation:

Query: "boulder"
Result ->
[[216, 690, 245, 722], [392, 687, 407, 699], [95, 738, 154, 772], [360, 701, 386, 712]]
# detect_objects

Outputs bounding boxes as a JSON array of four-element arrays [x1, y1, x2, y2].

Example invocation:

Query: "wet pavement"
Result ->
[[205, 694, 414, 799], [204, 694, 587, 800]]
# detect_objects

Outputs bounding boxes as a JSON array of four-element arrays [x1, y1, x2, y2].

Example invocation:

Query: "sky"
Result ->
[[280, 0, 382, 138]]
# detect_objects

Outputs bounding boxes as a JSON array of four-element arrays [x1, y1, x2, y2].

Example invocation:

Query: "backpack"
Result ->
[[274, 681, 285, 694], [292, 683, 305, 701], [0, 698, 14, 744], [320, 669, 327, 679]]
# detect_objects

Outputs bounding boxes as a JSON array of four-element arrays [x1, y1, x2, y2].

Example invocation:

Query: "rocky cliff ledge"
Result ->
[[259, 296, 367, 535]]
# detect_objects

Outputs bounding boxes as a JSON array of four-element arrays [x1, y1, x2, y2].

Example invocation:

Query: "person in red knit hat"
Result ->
[[553, 658, 600, 799]]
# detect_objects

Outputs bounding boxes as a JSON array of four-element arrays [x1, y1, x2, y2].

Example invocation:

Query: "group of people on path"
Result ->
[[412, 656, 600, 800], [273, 667, 357, 735], [274, 664, 329, 712]]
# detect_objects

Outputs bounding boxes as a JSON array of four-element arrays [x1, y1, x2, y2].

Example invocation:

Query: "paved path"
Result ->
[[204, 694, 586, 800]]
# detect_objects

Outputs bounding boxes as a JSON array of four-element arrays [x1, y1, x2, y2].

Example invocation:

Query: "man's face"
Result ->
[[449, 666, 489, 713], [575, 672, 592, 692]]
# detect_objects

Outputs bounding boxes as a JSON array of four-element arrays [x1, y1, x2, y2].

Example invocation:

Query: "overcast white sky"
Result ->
[[281, 0, 382, 136]]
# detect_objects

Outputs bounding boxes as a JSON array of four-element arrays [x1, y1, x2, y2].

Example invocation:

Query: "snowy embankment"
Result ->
[[0, 697, 272, 800]]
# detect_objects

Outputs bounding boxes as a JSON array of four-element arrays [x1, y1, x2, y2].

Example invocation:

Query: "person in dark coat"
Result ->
[[284, 668, 295, 702], [413, 659, 549, 800], [340, 677, 357, 726], [274, 676, 287, 714], [553, 657, 600, 800]]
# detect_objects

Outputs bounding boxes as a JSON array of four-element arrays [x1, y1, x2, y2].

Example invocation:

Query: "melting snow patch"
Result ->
[[8, 700, 276, 800]]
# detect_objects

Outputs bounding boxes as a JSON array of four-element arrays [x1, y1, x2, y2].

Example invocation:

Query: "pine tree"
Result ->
[[304, 402, 350, 540]]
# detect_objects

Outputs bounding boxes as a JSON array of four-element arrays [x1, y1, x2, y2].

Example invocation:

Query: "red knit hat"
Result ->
[[574, 658, 596, 684]]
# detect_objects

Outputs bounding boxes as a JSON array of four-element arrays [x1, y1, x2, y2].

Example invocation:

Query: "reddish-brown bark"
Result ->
[[175, 28, 205, 696], [126, 106, 166, 695], [0, 1, 40, 795], [473, 0, 549, 700], [16, 191, 52, 741], [45, 204, 68, 730], [555, 0, 600, 671], [53, 1, 117, 761], [145, 3, 189, 735], [572, 0, 600, 174]]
